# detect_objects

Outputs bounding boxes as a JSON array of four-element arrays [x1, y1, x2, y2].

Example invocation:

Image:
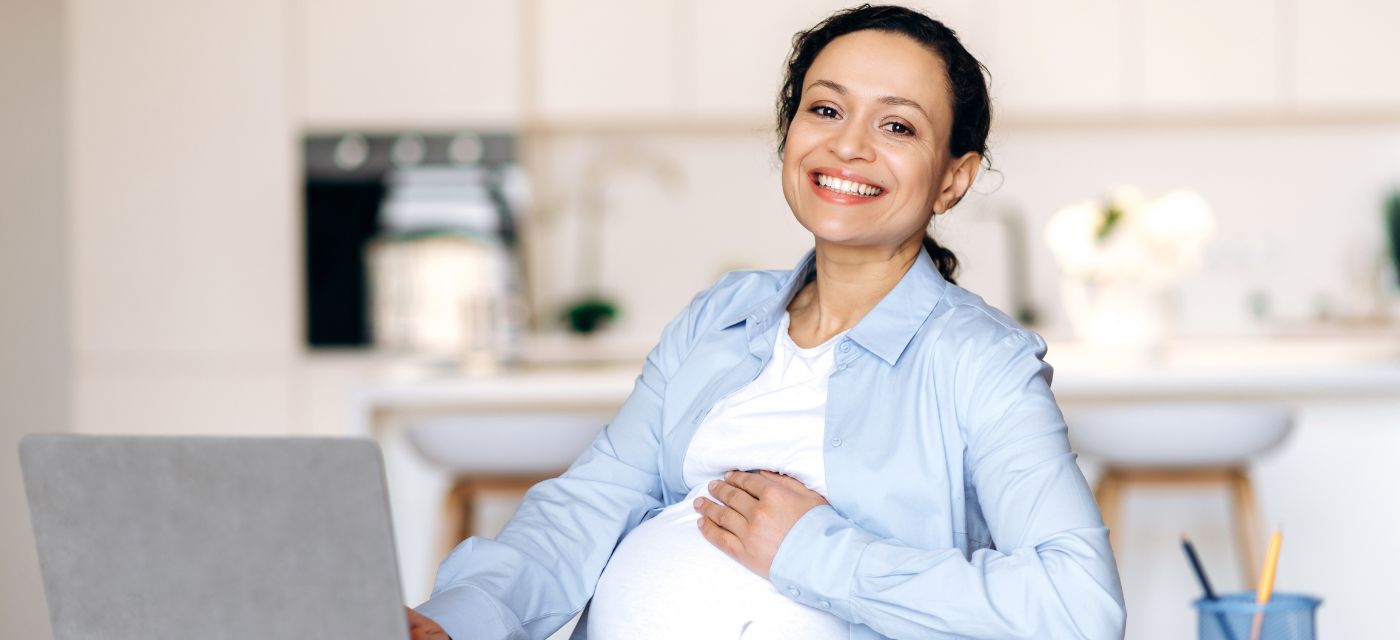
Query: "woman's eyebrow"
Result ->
[[806, 78, 929, 119], [878, 95, 928, 119], [806, 78, 849, 95]]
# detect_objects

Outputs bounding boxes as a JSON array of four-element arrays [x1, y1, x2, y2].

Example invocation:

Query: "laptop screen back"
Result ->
[[19, 435, 407, 640]]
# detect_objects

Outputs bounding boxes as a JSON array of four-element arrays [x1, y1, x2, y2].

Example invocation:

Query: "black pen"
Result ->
[[1182, 533, 1238, 640]]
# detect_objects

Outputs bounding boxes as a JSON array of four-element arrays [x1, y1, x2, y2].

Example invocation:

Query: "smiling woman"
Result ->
[[410, 5, 1126, 640], [776, 7, 991, 291]]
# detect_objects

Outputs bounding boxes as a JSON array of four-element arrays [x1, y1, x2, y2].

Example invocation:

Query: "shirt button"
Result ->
[[787, 586, 801, 597], [839, 341, 851, 352], [830, 437, 843, 447], [820, 599, 832, 609]]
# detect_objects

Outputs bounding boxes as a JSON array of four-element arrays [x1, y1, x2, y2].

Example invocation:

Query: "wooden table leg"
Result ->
[[1094, 468, 1124, 551], [437, 472, 563, 562], [1229, 468, 1262, 588]]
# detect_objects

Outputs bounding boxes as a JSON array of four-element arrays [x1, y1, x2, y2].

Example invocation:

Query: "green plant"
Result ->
[[562, 296, 619, 334], [1095, 202, 1125, 241]]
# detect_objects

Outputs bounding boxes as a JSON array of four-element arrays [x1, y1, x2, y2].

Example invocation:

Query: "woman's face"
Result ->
[[781, 30, 979, 253]]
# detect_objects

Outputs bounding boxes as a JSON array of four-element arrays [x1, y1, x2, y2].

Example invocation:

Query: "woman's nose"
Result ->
[[830, 121, 874, 162]]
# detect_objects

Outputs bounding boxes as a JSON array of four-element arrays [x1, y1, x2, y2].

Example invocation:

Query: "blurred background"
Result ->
[[3, 1, 1398, 638]]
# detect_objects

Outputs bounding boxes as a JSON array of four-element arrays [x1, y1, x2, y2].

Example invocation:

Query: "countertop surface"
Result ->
[[350, 334, 1400, 417]]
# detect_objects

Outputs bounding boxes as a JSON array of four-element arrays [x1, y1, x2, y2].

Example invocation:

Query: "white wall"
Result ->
[[0, 0, 68, 637]]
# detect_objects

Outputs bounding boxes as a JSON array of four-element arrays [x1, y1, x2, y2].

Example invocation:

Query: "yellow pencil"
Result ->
[[1249, 529, 1283, 640]]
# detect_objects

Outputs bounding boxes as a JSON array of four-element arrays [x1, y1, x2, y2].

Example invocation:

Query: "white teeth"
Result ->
[[816, 173, 881, 197]]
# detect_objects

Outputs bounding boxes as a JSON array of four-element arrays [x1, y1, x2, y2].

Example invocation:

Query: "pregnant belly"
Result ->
[[586, 483, 847, 640]]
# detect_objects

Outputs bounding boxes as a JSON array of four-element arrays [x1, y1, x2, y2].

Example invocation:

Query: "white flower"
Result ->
[[1045, 186, 1214, 286]]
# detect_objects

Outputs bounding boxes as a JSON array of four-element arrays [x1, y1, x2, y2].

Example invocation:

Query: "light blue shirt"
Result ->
[[416, 248, 1126, 639]]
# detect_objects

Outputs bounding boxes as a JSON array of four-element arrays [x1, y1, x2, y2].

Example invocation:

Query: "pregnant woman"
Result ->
[[407, 5, 1125, 639]]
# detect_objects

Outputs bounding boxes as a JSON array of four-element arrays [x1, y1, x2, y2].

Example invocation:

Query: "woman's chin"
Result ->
[[797, 212, 913, 247], [796, 216, 864, 242]]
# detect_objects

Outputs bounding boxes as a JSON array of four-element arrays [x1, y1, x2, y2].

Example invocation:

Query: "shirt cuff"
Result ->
[[768, 504, 880, 623], [415, 583, 527, 640]]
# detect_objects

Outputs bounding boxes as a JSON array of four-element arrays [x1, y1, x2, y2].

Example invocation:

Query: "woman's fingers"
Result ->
[[404, 606, 449, 639], [723, 470, 773, 500], [695, 496, 746, 534], [696, 471, 829, 580], [758, 470, 829, 503], [696, 507, 745, 558], [708, 477, 758, 515]]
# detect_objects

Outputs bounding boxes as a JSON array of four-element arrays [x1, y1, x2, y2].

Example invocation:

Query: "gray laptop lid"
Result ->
[[19, 435, 408, 640]]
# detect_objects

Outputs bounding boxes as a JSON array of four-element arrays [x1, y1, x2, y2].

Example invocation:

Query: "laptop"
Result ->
[[18, 435, 409, 640]]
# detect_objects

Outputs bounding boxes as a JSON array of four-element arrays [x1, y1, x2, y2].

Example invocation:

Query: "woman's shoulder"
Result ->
[[683, 267, 791, 326], [651, 267, 791, 352], [927, 282, 1048, 357]]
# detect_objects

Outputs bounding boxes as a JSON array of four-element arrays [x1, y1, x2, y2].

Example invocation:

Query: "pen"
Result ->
[[1248, 528, 1283, 640], [1182, 533, 1237, 640]]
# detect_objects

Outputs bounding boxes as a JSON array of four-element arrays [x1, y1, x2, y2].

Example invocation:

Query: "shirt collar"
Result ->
[[721, 247, 949, 366], [719, 250, 816, 335]]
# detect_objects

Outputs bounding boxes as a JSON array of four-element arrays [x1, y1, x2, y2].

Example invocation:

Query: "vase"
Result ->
[[1060, 276, 1176, 364]]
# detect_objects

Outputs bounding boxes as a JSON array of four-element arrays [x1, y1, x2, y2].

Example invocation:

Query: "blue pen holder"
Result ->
[[1195, 592, 1322, 640]]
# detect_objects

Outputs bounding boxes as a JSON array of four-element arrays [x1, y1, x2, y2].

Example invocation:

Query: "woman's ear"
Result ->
[[934, 151, 983, 214]]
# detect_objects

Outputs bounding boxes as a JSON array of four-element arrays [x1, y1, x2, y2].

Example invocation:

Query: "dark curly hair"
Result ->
[[777, 4, 993, 284]]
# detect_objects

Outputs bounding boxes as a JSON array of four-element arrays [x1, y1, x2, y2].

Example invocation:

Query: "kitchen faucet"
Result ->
[[576, 140, 685, 296], [987, 202, 1039, 327]]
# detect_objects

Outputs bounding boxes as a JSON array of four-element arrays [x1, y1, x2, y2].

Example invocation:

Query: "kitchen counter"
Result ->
[[1045, 335, 1400, 401], [350, 335, 1400, 436]]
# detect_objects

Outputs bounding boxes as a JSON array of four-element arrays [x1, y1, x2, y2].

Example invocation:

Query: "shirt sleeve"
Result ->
[[414, 289, 710, 640], [767, 329, 1126, 640]]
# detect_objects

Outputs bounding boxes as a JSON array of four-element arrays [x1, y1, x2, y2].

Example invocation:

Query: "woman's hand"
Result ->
[[695, 470, 830, 579], [405, 606, 450, 639]]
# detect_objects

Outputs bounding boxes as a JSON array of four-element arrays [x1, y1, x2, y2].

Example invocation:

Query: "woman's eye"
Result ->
[[883, 121, 915, 136], [810, 105, 838, 118]]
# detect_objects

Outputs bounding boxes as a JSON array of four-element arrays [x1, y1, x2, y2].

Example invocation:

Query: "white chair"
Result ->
[[407, 411, 614, 556], [1065, 402, 1294, 585]]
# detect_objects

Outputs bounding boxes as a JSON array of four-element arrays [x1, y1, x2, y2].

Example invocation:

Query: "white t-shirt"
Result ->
[[587, 312, 849, 639]]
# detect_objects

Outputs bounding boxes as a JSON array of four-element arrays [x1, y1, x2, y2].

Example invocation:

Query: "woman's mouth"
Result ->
[[809, 171, 885, 203]]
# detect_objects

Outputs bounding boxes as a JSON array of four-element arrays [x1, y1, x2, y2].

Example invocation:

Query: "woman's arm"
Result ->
[[412, 287, 717, 640], [765, 329, 1126, 640]]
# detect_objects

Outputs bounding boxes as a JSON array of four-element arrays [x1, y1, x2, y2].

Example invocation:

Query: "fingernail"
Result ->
[[693, 497, 703, 508], [708, 479, 718, 489]]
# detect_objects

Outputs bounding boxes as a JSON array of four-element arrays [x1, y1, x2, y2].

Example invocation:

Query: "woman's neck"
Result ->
[[785, 238, 922, 347]]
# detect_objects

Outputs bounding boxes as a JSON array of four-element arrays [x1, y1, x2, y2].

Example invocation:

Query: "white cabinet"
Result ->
[[1293, 0, 1400, 110], [299, 0, 523, 127], [533, 0, 681, 121], [684, 0, 842, 120], [69, 0, 295, 358], [1137, 0, 1283, 113], [979, 0, 1128, 118], [67, 0, 300, 435], [292, 1, 1400, 129]]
